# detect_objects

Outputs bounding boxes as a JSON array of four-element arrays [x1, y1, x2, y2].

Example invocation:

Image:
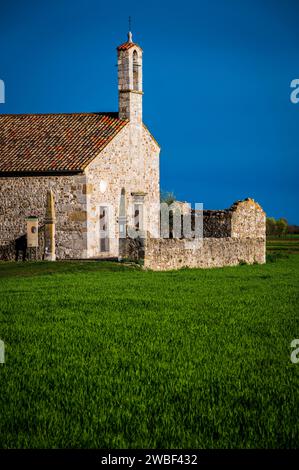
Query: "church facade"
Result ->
[[0, 33, 160, 260]]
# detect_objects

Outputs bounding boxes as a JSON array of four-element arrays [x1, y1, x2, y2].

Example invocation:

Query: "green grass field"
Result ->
[[0, 243, 298, 448], [267, 235, 299, 254]]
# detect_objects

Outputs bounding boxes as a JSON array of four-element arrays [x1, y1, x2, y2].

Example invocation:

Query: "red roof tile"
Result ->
[[0, 112, 128, 174], [117, 41, 142, 52]]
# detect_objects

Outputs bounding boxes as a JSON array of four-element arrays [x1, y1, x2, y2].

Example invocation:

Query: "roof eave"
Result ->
[[0, 169, 84, 177]]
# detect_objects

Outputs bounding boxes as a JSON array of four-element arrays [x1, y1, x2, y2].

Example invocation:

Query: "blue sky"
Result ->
[[0, 0, 298, 223]]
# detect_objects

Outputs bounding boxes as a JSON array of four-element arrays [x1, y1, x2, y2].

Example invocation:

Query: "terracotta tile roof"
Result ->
[[0, 112, 128, 174], [117, 41, 142, 52]]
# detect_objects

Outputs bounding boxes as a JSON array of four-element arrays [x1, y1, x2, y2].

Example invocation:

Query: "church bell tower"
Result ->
[[117, 31, 143, 124]]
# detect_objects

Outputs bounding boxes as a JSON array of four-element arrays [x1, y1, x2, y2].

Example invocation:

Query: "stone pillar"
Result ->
[[44, 190, 56, 261]]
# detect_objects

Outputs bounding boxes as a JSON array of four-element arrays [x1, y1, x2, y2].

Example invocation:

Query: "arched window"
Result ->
[[133, 50, 139, 91]]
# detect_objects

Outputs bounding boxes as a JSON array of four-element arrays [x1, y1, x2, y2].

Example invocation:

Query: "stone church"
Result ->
[[0, 32, 160, 260], [0, 32, 266, 269]]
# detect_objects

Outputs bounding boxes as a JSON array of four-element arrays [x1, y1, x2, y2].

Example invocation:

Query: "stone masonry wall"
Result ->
[[143, 237, 265, 271], [120, 198, 266, 270], [230, 198, 266, 238], [119, 236, 265, 271], [0, 174, 88, 260], [0, 122, 160, 261], [176, 198, 264, 239], [85, 123, 160, 258], [118, 45, 143, 123], [119, 236, 145, 262], [202, 210, 231, 238]]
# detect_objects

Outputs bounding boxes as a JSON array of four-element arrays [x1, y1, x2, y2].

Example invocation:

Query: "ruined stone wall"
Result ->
[[181, 198, 265, 239], [85, 123, 160, 258], [230, 198, 266, 239], [165, 204, 231, 239], [202, 210, 231, 238], [143, 237, 265, 271], [119, 236, 145, 262], [0, 174, 88, 260], [120, 198, 266, 271]]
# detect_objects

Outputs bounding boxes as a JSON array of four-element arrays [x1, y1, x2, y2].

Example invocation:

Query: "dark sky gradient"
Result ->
[[0, 0, 298, 222]]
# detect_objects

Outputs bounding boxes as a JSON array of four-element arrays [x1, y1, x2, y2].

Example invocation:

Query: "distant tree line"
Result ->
[[266, 217, 299, 237], [287, 224, 299, 235]]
